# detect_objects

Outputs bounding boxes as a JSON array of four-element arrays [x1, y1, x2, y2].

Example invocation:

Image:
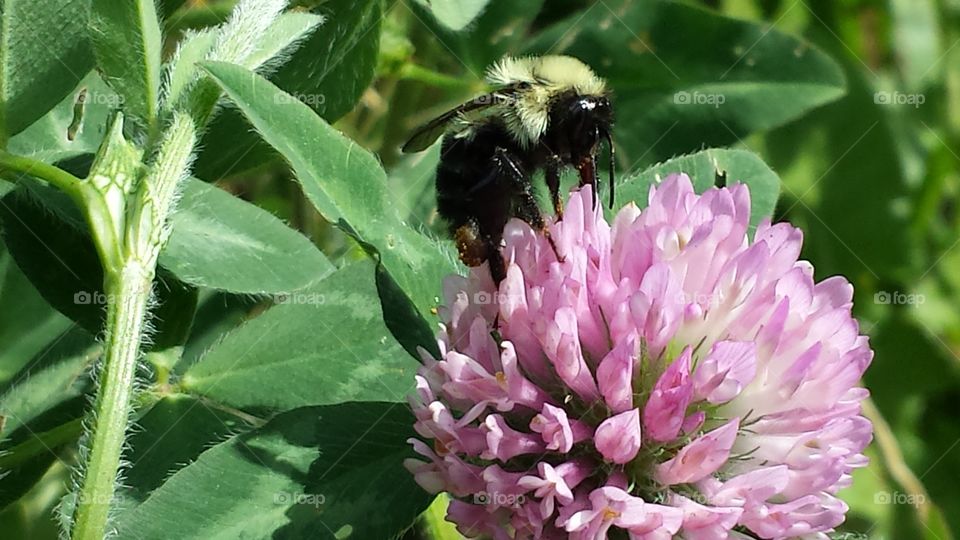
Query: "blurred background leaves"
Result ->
[[1, 0, 959, 538]]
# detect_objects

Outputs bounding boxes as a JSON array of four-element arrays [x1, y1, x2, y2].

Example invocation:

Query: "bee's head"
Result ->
[[543, 91, 617, 207], [549, 92, 614, 162]]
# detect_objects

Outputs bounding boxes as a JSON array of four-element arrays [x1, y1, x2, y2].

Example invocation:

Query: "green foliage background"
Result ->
[[0, 0, 958, 538]]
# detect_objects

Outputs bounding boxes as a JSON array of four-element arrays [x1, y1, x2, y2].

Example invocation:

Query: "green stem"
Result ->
[[0, 150, 83, 197], [399, 63, 483, 90], [71, 263, 153, 540], [70, 112, 195, 540]]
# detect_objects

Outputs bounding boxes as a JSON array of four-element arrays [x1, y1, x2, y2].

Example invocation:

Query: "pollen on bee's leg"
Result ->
[[454, 223, 486, 267]]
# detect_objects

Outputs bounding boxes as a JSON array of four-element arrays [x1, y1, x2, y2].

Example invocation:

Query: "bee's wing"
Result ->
[[401, 86, 522, 153]]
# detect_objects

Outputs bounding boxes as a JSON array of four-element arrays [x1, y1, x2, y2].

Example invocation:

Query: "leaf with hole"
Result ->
[[7, 73, 115, 164]]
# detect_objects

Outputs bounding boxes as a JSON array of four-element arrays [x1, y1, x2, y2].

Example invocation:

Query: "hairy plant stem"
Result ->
[[71, 264, 153, 540], [71, 113, 195, 540]]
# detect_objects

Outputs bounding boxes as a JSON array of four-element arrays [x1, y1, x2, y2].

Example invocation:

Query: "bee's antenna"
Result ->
[[604, 129, 616, 208]]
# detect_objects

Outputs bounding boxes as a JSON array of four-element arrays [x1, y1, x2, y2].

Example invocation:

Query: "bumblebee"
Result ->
[[403, 55, 615, 283]]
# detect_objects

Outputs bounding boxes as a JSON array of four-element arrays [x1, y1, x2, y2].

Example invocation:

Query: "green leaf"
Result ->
[[147, 277, 198, 356], [176, 291, 257, 375], [0, 0, 94, 138], [194, 0, 382, 179], [162, 29, 217, 111], [418, 494, 461, 540], [524, 0, 846, 168], [159, 178, 335, 295], [0, 461, 67, 540], [0, 330, 96, 439], [200, 60, 455, 328], [1, 173, 332, 334], [0, 244, 74, 384], [1, 179, 317, 338], [301, 0, 381, 103], [765, 57, 914, 282], [613, 148, 781, 231], [0, 327, 93, 511], [7, 73, 116, 164], [181, 260, 418, 412], [245, 12, 326, 74], [158, 0, 187, 18], [123, 394, 256, 502], [115, 402, 431, 540], [163, 11, 324, 113], [415, 0, 544, 73], [89, 0, 162, 127], [0, 185, 107, 335], [386, 142, 443, 235], [414, 0, 490, 31], [0, 432, 74, 511]]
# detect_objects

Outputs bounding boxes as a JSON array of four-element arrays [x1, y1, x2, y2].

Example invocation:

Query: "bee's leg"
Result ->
[[485, 236, 507, 284], [545, 159, 563, 219], [492, 147, 564, 263], [514, 189, 564, 263], [576, 155, 599, 209]]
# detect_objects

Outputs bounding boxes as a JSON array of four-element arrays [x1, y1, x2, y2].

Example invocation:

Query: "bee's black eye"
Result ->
[[596, 97, 612, 119], [567, 96, 613, 125]]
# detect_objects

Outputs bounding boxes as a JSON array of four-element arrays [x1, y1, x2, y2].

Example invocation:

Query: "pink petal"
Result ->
[[643, 347, 694, 442], [657, 418, 740, 485], [693, 340, 757, 403], [595, 409, 643, 464]]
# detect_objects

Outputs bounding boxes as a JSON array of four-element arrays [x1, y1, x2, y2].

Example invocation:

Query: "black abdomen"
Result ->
[[435, 122, 525, 236]]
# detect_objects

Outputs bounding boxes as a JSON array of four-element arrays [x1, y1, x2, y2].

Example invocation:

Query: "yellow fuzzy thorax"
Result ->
[[485, 55, 608, 147]]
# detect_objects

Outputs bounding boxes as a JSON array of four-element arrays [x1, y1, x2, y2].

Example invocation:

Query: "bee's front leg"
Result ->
[[545, 158, 563, 219], [575, 155, 599, 209], [492, 147, 564, 263]]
